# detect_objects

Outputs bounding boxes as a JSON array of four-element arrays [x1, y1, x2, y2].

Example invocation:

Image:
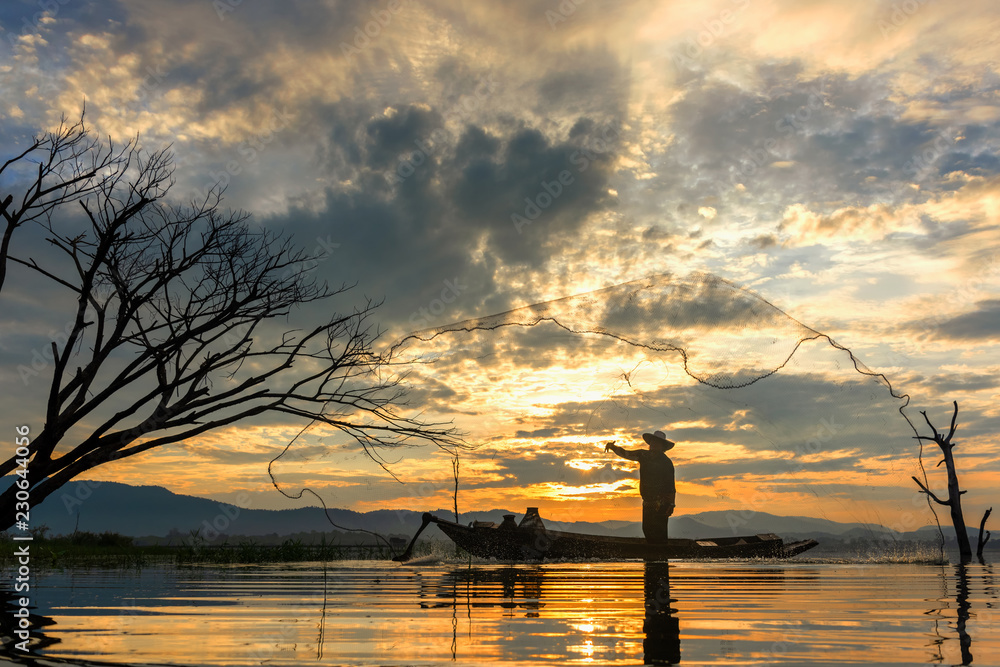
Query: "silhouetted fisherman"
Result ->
[[605, 430, 676, 542]]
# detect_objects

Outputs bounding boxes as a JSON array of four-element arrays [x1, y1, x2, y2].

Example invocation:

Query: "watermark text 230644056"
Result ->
[[13, 425, 32, 533], [12, 425, 34, 652]]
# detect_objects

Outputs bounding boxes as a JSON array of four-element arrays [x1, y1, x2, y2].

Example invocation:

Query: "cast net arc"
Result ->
[[270, 272, 939, 554]]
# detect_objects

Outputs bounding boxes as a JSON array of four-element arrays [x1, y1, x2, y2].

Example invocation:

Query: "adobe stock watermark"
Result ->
[[279, 235, 340, 282], [511, 119, 621, 234], [94, 598, 139, 652], [61, 480, 251, 544], [544, 0, 586, 30], [890, 254, 998, 366], [393, 479, 456, 525], [247, 620, 302, 662], [4, 0, 72, 50], [724, 415, 844, 534], [902, 126, 956, 183], [18, 320, 79, 386], [719, 80, 826, 195], [408, 278, 467, 329], [17, 287, 116, 386], [646, 575, 676, 614], [876, 490, 936, 538], [870, 125, 958, 208], [108, 63, 168, 116], [878, 0, 935, 38], [196, 493, 252, 543], [61, 479, 105, 516], [339, 0, 410, 60], [194, 108, 293, 201], [385, 75, 500, 186], [671, 0, 752, 71], [211, 0, 242, 20]]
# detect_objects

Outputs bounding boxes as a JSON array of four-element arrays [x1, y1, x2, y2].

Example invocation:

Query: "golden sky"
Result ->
[[1, 0, 998, 528]]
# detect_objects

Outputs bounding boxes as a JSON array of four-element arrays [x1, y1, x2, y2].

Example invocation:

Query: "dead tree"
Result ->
[[911, 401, 975, 562], [0, 124, 464, 532], [0, 111, 129, 295], [978, 507, 992, 561]]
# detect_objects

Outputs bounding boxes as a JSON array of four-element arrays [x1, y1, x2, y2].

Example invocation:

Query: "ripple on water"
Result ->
[[7, 559, 998, 666]]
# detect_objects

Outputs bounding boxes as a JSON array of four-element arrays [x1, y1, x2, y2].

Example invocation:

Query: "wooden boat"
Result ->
[[393, 509, 819, 562]]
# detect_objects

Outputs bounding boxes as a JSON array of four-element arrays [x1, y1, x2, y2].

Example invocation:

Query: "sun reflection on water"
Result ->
[[3, 560, 997, 665]]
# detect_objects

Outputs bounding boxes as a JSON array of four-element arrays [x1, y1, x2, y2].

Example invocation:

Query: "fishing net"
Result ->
[[269, 272, 931, 552]]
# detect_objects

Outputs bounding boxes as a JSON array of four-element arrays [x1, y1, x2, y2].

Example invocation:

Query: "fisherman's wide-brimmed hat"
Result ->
[[642, 430, 675, 451]]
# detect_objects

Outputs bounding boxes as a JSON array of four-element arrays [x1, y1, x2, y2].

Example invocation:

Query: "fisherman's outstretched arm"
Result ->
[[604, 441, 641, 461]]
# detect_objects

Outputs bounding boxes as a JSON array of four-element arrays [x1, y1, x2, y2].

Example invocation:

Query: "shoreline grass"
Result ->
[[0, 530, 421, 569]]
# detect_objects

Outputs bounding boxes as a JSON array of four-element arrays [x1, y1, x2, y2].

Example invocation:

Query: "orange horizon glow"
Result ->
[[6, 0, 999, 539]]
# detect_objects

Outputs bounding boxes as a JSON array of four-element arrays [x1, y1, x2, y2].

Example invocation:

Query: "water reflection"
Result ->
[[6, 560, 999, 665], [421, 565, 544, 614], [422, 563, 685, 664], [0, 589, 59, 653], [419, 562, 832, 664], [924, 561, 997, 665], [956, 564, 972, 665], [418, 566, 546, 660], [643, 561, 680, 665], [420, 562, 681, 665]]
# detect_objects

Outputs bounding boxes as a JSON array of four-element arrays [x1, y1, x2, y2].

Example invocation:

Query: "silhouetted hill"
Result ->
[[686, 510, 895, 537], [3, 480, 988, 550]]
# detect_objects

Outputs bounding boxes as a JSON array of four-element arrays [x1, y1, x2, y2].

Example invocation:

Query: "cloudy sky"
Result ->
[[1, 0, 998, 530]]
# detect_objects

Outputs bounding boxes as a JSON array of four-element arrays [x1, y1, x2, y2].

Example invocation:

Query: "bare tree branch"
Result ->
[[912, 476, 950, 506], [0, 110, 141, 294], [977, 507, 992, 560], [0, 119, 466, 530], [946, 399, 959, 444]]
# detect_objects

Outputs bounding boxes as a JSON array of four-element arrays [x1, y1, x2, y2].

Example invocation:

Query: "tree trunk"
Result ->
[[941, 445, 972, 562], [912, 402, 976, 564], [0, 463, 56, 534]]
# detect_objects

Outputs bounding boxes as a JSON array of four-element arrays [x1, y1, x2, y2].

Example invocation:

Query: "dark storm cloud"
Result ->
[[1, 0, 628, 337], [0, 0, 124, 46], [452, 125, 501, 162], [460, 424, 883, 497], [902, 370, 1000, 395], [921, 300, 1000, 341], [484, 368, 912, 458], [597, 273, 791, 332], [534, 51, 627, 116], [438, 370, 916, 500], [747, 234, 778, 250], [365, 106, 443, 168], [1, 0, 370, 126], [272, 104, 621, 330], [394, 374, 465, 408], [450, 122, 619, 265], [646, 61, 1000, 239], [120, 1, 363, 109], [937, 149, 1000, 178], [678, 453, 865, 483]]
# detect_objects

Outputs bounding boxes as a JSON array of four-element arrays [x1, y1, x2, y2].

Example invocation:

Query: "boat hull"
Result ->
[[433, 517, 817, 561]]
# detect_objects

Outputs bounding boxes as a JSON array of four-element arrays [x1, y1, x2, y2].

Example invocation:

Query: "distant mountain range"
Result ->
[[3, 480, 989, 550]]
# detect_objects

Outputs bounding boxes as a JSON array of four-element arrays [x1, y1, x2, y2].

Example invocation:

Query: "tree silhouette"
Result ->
[[0, 112, 128, 295], [0, 115, 462, 531], [911, 401, 990, 563]]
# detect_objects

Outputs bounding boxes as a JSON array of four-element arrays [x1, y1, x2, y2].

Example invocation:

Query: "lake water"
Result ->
[[3, 558, 998, 666]]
